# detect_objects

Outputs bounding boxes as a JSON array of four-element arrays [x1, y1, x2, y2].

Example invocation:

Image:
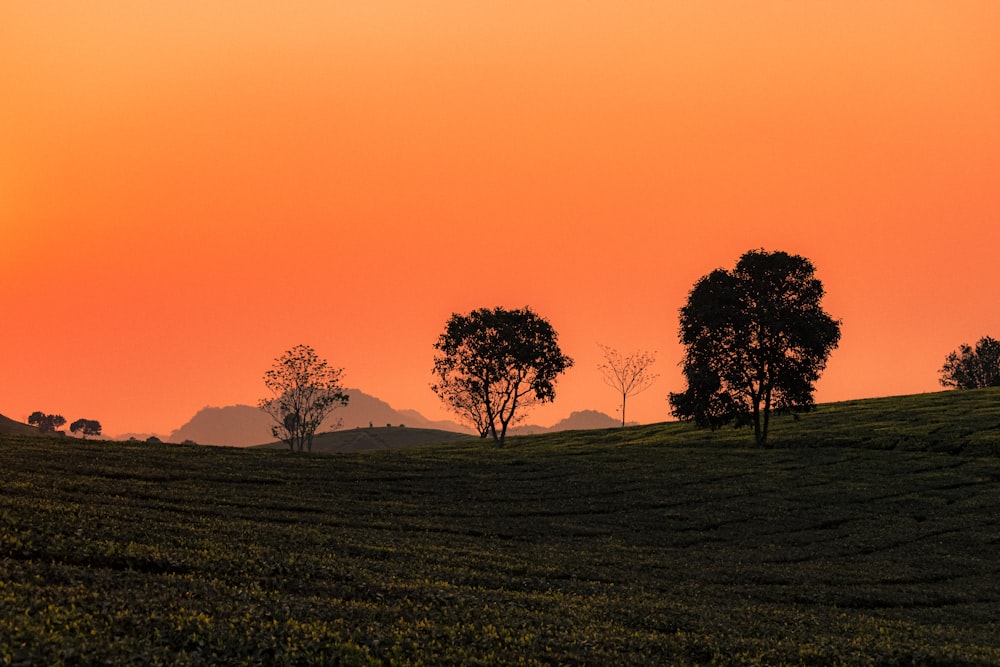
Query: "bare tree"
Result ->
[[598, 344, 658, 427], [258, 344, 349, 452]]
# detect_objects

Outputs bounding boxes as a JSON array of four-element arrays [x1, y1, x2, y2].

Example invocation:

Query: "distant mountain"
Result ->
[[509, 410, 628, 435], [167, 388, 473, 446], [128, 393, 625, 448], [549, 410, 627, 431], [168, 405, 269, 446]]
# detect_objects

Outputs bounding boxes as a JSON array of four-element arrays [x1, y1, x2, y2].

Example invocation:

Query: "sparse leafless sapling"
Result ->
[[598, 344, 658, 427]]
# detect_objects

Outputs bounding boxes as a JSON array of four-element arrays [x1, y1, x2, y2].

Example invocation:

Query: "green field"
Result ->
[[2, 389, 999, 665], [255, 426, 476, 454]]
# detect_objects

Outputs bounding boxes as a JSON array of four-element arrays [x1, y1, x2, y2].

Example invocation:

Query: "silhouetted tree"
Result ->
[[432, 376, 497, 439], [432, 306, 573, 446], [939, 336, 1000, 389], [28, 411, 66, 434], [598, 344, 658, 427], [259, 344, 350, 452], [69, 419, 102, 439], [669, 249, 841, 447]]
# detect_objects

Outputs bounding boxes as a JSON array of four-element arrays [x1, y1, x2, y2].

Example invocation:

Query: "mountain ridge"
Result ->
[[162, 393, 626, 447], [510, 409, 635, 435], [165, 389, 474, 446], [4, 394, 627, 447]]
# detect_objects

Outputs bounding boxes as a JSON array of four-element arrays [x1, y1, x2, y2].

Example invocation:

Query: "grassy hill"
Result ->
[[0, 412, 39, 436], [1, 389, 999, 664], [499, 387, 1000, 457], [255, 426, 477, 453]]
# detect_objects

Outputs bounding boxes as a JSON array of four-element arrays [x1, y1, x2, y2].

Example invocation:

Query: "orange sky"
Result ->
[[3, 2, 999, 436]]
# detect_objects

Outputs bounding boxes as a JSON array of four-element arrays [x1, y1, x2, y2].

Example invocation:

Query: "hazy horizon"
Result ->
[[7, 390, 635, 444]]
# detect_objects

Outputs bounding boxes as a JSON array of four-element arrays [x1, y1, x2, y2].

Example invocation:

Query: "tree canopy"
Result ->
[[669, 249, 841, 446], [28, 411, 66, 434], [939, 336, 1000, 390], [432, 306, 573, 446], [258, 344, 350, 452], [69, 419, 102, 439]]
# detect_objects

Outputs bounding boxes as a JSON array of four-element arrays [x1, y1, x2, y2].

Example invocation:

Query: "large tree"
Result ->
[[27, 411, 66, 434], [432, 306, 573, 446], [258, 344, 349, 452], [597, 344, 658, 427], [69, 418, 102, 439], [669, 249, 841, 447], [939, 336, 1000, 390]]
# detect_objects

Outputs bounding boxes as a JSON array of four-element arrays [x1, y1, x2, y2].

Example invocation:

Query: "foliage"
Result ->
[[258, 344, 349, 452], [432, 306, 573, 446], [1, 390, 999, 665], [27, 411, 66, 433], [669, 249, 841, 447], [597, 344, 658, 427], [69, 418, 102, 439], [940, 336, 1000, 390]]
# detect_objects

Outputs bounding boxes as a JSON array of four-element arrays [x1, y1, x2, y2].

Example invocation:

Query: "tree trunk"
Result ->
[[759, 365, 774, 448], [752, 393, 763, 447], [761, 389, 772, 448]]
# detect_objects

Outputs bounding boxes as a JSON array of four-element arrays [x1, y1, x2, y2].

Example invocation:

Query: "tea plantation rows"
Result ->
[[2, 391, 1000, 665]]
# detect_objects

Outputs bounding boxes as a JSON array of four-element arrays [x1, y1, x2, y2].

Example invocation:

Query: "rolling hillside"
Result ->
[[1, 388, 998, 663], [555, 387, 1000, 456], [257, 387, 1000, 456], [0, 413, 40, 436], [255, 426, 476, 453]]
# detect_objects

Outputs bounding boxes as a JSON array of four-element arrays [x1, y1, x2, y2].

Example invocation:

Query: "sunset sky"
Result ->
[[3, 2, 999, 437]]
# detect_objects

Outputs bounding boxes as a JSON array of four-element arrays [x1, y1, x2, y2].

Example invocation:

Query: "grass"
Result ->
[[1, 388, 999, 665], [255, 427, 476, 453]]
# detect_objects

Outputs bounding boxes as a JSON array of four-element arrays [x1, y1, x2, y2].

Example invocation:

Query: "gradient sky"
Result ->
[[3, 2, 999, 437]]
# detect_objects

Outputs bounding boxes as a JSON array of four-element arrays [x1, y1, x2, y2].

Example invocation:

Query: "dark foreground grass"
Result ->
[[2, 390, 1000, 665]]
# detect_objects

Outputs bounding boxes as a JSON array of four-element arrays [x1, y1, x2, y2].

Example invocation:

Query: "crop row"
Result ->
[[2, 433, 999, 664]]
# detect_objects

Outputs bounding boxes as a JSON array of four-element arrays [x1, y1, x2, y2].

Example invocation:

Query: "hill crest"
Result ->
[[0, 413, 38, 436]]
